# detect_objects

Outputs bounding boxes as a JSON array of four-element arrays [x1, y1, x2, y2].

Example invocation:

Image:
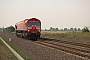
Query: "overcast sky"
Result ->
[[0, 0, 90, 29]]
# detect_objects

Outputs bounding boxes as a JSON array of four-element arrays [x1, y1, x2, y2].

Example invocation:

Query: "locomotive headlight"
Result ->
[[28, 30, 30, 32]]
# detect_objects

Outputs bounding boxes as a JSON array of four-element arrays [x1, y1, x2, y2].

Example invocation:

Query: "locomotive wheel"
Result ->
[[34, 38, 37, 41], [21, 33, 24, 38], [25, 34, 30, 39]]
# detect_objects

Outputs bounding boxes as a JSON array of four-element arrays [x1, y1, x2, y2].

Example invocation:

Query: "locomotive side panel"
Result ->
[[15, 21, 27, 31]]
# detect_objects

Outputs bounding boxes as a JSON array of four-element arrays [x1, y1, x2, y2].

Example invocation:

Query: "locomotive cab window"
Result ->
[[34, 22, 40, 26], [28, 22, 40, 26], [28, 22, 33, 26]]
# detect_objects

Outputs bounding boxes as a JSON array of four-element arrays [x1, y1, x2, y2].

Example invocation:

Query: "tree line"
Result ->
[[0, 26, 89, 33], [44, 27, 89, 32], [0, 26, 15, 33]]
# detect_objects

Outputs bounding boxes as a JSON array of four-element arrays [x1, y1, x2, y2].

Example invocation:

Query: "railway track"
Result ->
[[0, 32, 90, 60], [40, 37, 90, 48], [34, 38, 90, 59]]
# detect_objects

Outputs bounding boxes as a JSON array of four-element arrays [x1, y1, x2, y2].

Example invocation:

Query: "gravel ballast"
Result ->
[[0, 32, 86, 60]]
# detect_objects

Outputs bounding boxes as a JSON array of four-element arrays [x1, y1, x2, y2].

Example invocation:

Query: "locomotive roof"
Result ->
[[16, 18, 40, 24], [24, 18, 40, 22]]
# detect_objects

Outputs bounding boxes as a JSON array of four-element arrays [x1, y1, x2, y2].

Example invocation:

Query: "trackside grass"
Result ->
[[41, 31, 90, 44], [0, 38, 17, 60], [1, 37, 31, 60]]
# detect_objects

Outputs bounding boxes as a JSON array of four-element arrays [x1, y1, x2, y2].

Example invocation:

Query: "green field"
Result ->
[[41, 31, 90, 44]]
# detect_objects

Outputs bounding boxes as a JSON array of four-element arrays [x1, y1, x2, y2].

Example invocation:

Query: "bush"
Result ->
[[82, 26, 89, 33], [3, 26, 15, 33]]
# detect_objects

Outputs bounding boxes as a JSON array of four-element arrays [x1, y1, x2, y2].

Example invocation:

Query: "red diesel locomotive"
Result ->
[[15, 18, 41, 40]]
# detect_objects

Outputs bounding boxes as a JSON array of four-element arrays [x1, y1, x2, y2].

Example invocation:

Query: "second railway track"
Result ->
[[34, 38, 90, 60]]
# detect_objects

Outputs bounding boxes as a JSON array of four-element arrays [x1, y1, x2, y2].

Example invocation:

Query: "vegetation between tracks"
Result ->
[[41, 31, 90, 44], [0, 37, 31, 60]]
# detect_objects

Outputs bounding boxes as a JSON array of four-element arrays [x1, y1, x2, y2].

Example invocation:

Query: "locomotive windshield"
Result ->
[[28, 22, 40, 27], [34, 22, 40, 26], [28, 22, 33, 26]]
